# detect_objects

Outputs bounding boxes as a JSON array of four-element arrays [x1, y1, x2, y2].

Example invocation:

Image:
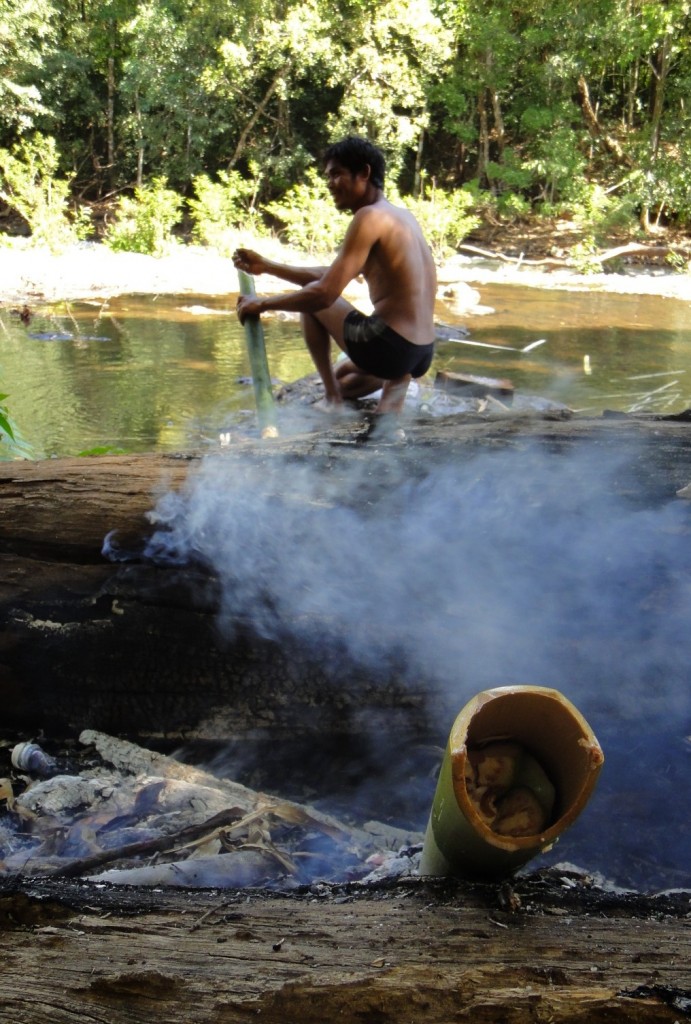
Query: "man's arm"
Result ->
[[233, 248, 326, 287], [235, 209, 382, 322]]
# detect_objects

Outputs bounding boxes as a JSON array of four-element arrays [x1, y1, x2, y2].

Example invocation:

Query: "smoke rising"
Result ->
[[145, 442, 691, 725]]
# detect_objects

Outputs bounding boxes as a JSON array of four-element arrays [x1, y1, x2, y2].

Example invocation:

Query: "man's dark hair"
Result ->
[[323, 137, 386, 189]]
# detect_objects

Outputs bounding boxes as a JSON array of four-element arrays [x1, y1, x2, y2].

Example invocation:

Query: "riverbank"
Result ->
[[1, 235, 691, 309]]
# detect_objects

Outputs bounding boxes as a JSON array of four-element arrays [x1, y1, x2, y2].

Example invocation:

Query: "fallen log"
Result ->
[[2, 415, 691, 742], [0, 873, 687, 1024], [458, 242, 567, 267], [457, 239, 691, 269]]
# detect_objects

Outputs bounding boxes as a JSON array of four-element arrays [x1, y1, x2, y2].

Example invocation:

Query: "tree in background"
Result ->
[[0, 0, 58, 139], [428, 0, 691, 230], [1, 0, 691, 236]]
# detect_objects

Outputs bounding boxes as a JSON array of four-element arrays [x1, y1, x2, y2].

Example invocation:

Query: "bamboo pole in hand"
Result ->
[[237, 270, 279, 438]]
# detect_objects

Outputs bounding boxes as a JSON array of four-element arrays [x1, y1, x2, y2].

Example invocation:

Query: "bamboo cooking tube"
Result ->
[[419, 685, 604, 880], [237, 269, 279, 438]]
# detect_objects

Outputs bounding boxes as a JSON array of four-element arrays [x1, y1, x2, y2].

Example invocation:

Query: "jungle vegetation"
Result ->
[[0, 0, 690, 256]]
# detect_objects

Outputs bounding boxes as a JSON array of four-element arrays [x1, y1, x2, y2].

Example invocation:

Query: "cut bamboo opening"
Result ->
[[419, 685, 604, 880]]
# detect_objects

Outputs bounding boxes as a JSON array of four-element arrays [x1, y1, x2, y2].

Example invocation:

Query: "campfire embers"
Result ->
[[0, 731, 423, 888], [0, 688, 605, 890], [420, 686, 604, 881]]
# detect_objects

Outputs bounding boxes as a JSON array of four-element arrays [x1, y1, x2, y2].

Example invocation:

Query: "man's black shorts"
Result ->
[[343, 310, 435, 379]]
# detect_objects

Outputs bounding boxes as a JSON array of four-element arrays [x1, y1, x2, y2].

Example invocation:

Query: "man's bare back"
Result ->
[[355, 197, 436, 345], [234, 136, 437, 414]]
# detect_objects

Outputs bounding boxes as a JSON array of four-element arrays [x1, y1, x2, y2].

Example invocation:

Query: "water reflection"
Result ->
[[1, 284, 690, 457], [441, 284, 691, 415]]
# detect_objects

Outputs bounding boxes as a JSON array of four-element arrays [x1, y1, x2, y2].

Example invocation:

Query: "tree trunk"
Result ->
[[489, 87, 505, 162], [577, 75, 632, 167], [477, 89, 490, 184], [107, 55, 116, 186], [649, 34, 671, 159], [229, 64, 290, 169], [0, 874, 687, 1023], [413, 128, 425, 197], [135, 93, 144, 188]]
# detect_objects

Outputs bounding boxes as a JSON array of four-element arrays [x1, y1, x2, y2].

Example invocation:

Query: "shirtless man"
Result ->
[[233, 136, 437, 414]]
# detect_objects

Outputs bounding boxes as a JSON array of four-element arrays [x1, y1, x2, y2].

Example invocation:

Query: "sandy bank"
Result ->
[[1, 238, 690, 308]]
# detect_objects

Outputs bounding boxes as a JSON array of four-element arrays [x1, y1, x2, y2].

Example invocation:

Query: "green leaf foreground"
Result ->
[[0, 408, 15, 442]]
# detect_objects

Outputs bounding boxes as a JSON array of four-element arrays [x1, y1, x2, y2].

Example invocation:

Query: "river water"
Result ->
[[1, 281, 690, 457]]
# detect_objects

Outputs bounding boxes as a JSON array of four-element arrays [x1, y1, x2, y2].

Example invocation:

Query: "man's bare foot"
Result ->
[[312, 397, 357, 418], [366, 412, 407, 442]]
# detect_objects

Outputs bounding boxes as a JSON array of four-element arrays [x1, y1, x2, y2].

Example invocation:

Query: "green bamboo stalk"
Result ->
[[237, 270, 278, 438], [419, 685, 604, 881]]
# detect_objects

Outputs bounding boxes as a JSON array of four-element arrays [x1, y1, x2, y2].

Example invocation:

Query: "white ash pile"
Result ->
[[0, 732, 422, 888]]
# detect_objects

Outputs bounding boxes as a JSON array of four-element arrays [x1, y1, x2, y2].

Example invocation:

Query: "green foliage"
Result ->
[[2, 0, 691, 234], [484, 153, 534, 221], [325, 0, 454, 178], [627, 142, 691, 228], [665, 250, 689, 273], [0, 0, 58, 135], [565, 183, 638, 271], [0, 135, 92, 251], [485, 154, 533, 195], [0, 392, 34, 460], [521, 120, 588, 206], [567, 180, 637, 238], [103, 178, 183, 255], [264, 169, 350, 256], [497, 192, 532, 221], [568, 238, 605, 275], [0, 394, 14, 442], [188, 168, 265, 254], [399, 179, 480, 259]]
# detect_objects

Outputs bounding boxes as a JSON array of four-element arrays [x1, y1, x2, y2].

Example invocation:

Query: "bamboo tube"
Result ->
[[419, 685, 604, 881], [237, 270, 279, 438]]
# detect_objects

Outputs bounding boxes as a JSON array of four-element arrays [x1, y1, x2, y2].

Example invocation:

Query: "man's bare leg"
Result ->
[[378, 374, 412, 414], [335, 359, 383, 400], [302, 303, 409, 414], [300, 312, 342, 404]]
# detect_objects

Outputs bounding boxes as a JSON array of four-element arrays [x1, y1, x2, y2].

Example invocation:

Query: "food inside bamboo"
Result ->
[[465, 740, 555, 837]]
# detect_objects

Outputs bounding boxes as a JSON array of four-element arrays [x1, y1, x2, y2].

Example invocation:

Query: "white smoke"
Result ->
[[144, 441, 691, 726]]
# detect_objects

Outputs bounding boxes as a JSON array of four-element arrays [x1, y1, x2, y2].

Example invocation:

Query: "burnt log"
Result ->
[[0, 447, 429, 744], [0, 873, 688, 1023], [2, 415, 691, 746]]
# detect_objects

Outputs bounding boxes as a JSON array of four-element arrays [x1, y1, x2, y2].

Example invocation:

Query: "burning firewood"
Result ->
[[0, 731, 406, 887]]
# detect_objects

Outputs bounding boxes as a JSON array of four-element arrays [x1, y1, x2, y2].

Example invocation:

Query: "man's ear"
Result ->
[[360, 163, 372, 182]]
